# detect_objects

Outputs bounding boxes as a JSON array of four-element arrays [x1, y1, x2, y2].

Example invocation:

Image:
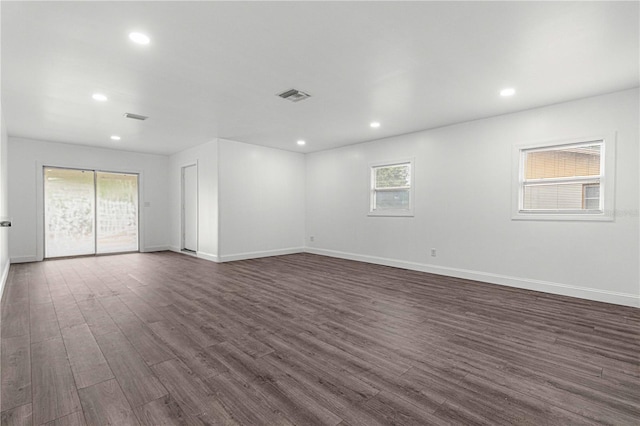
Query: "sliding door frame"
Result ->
[[36, 162, 144, 261]]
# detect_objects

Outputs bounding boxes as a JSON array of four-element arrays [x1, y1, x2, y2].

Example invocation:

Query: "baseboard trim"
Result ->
[[196, 251, 219, 263], [219, 247, 304, 263], [167, 246, 219, 263], [10, 255, 38, 264], [304, 247, 640, 308], [141, 245, 169, 253]]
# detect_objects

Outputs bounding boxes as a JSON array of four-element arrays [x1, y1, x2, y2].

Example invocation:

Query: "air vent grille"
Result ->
[[123, 112, 149, 120], [277, 89, 311, 102]]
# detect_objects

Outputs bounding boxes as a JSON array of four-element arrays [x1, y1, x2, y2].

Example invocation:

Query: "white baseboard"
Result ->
[[168, 246, 219, 263], [10, 255, 38, 264], [168, 246, 196, 257], [0, 259, 10, 302], [141, 245, 169, 253], [196, 251, 219, 262], [304, 247, 640, 308], [219, 247, 304, 263]]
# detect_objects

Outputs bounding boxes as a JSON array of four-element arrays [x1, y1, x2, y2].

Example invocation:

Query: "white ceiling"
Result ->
[[2, 1, 638, 155]]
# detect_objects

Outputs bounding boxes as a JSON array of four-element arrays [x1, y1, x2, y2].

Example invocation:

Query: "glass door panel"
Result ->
[[44, 168, 96, 258], [96, 172, 139, 254]]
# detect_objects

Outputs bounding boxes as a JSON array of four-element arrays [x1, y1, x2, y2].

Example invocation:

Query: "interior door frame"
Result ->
[[36, 162, 143, 261], [181, 162, 198, 253]]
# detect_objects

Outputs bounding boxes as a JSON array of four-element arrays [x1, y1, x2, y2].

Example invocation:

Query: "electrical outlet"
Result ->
[[310, 236, 315, 242], [431, 248, 437, 257]]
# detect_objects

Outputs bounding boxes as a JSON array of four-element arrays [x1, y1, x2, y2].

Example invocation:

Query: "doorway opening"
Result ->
[[44, 167, 139, 258], [182, 164, 198, 254]]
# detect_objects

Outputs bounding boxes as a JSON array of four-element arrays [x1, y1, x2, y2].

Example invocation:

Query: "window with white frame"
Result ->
[[369, 160, 414, 216], [514, 137, 614, 220]]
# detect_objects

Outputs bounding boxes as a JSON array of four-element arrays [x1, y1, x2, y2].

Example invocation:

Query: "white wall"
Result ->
[[306, 88, 640, 307], [8, 137, 170, 262], [0, 108, 10, 297], [218, 139, 305, 261], [168, 140, 219, 261]]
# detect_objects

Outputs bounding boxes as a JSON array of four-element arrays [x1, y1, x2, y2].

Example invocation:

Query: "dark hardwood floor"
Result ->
[[1, 251, 638, 425]]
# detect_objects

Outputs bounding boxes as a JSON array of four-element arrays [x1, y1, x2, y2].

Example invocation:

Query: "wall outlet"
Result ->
[[310, 236, 315, 242], [431, 248, 437, 257]]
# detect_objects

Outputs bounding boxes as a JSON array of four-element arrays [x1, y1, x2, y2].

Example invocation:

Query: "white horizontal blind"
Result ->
[[520, 141, 603, 213], [372, 163, 411, 211]]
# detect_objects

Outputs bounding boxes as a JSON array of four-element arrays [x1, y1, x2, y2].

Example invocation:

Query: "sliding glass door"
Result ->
[[44, 167, 139, 258], [44, 168, 95, 257], [96, 171, 139, 254]]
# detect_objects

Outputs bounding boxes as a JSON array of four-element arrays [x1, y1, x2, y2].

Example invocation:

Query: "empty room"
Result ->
[[0, 1, 638, 425]]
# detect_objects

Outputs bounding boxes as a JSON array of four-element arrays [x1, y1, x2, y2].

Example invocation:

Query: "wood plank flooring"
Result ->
[[1, 251, 639, 425]]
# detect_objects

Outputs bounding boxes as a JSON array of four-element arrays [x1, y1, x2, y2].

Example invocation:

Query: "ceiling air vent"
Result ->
[[123, 112, 149, 121], [277, 89, 311, 102]]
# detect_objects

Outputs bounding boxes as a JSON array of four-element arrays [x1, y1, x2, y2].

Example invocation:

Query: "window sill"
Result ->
[[368, 210, 414, 217], [512, 211, 614, 222]]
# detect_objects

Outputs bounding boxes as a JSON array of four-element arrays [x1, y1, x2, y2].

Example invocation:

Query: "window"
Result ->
[[369, 159, 414, 216], [513, 136, 615, 221], [583, 183, 600, 210]]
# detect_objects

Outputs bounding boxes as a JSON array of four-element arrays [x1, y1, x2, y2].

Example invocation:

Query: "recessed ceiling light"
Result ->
[[370, 122, 381, 128], [500, 87, 516, 97], [110, 135, 121, 141], [92, 93, 108, 102], [297, 140, 306, 146], [129, 32, 150, 45]]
